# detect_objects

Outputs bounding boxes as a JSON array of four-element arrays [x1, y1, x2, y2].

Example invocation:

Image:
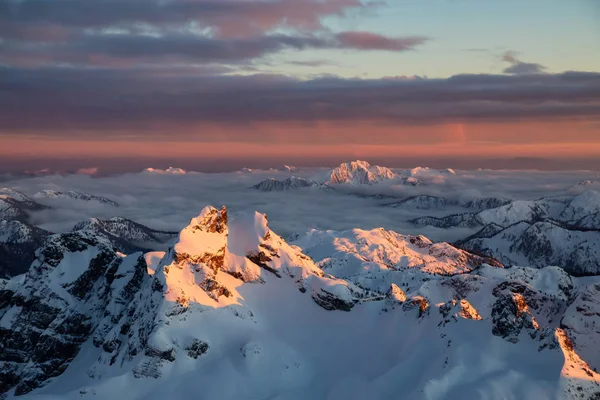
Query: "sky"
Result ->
[[1, 0, 600, 172]]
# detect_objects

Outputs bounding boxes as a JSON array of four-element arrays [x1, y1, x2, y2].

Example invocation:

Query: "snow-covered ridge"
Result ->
[[0, 189, 46, 222], [410, 190, 600, 275], [33, 190, 119, 207], [292, 227, 503, 287], [72, 217, 177, 253], [413, 190, 600, 230]]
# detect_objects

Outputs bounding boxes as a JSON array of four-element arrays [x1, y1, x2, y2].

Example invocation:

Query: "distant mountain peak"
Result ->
[[143, 167, 186, 174], [318, 160, 397, 185]]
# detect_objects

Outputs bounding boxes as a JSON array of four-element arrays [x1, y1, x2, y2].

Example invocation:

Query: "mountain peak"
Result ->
[[144, 167, 186, 175], [319, 160, 397, 185]]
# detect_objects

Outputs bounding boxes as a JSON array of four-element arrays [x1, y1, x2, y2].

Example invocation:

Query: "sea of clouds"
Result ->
[[3, 166, 600, 244]]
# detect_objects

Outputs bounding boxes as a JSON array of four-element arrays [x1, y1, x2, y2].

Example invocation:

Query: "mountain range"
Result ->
[[253, 160, 460, 191], [408, 190, 600, 276], [0, 205, 598, 399]]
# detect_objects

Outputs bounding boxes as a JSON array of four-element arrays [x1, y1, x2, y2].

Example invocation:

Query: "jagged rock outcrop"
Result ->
[[439, 299, 482, 325], [492, 292, 541, 343], [402, 296, 430, 318], [386, 283, 407, 302]]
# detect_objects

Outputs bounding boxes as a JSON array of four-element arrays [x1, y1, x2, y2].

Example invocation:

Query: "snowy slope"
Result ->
[[0, 207, 599, 400]]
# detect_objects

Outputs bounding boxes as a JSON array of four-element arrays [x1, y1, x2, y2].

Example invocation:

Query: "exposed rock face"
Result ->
[[555, 327, 600, 400], [492, 291, 541, 343], [0, 230, 146, 395], [402, 296, 430, 318], [386, 283, 407, 302], [86, 206, 368, 381], [438, 299, 481, 325], [560, 283, 600, 373]]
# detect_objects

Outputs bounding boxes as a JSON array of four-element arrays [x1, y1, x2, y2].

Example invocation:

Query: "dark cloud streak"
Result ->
[[0, 0, 367, 39], [1, 67, 599, 133], [1, 31, 429, 67], [502, 50, 546, 75]]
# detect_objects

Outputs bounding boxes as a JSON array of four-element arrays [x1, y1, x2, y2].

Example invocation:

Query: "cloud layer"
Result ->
[[1, 67, 599, 134], [5, 168, 599, 244]]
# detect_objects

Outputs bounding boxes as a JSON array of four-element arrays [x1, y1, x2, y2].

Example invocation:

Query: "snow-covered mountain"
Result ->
[[459, 221, 600, 276], [411, 191, 600, 275], [253, 177, 320, 191], [72, 217, 177, 254], [412, 191, 600, 231], [33, 190, 119, 207], [0, 189, 46, 222], [1, 206, 598, 399], [0, 220, 51, 278], [315, 160, 398, 185], [0, 188, 33, 203]]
